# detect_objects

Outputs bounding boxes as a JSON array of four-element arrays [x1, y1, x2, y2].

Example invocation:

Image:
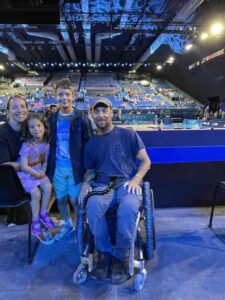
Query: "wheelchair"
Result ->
[[73, 177, 156, 291]]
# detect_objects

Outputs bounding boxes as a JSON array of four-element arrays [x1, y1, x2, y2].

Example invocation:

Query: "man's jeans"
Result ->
[[86, 184, 142, 261]]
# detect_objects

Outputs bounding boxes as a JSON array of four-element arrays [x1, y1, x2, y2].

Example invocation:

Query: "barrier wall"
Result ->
[[138, 129, 225, 207]]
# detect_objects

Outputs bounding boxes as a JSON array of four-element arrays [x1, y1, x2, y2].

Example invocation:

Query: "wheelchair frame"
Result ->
[[73, 181, 156, 291]]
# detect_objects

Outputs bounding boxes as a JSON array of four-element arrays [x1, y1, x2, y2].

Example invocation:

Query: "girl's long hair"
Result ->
[[22, 113, 50, 143]]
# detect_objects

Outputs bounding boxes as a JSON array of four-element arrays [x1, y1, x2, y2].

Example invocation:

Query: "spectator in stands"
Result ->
[[47, 78, 93, 241], [49, 104, 58, 113], [44, 108, 52, 119], [87, 105, 97, 133], [115, 109, 122, 121], [79, 98, 151, 284], [44, 105, 58, 119], [17, 113, 54, 244]]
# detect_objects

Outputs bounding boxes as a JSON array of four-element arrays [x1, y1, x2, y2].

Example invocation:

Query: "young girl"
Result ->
[[17, 113, 55, 244]]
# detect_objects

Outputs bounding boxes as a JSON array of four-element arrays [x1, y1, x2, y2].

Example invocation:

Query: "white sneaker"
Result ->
[[51, 217, 65, 228], [54, 226, 75, 241], [7, 222, 17, 228]]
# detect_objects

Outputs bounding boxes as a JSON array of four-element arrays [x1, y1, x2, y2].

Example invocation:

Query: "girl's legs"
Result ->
[[39, 178, 52, 214], [39, 178, 55, 229], [29, 187, 43, 237], [30, 186, 41, 220]]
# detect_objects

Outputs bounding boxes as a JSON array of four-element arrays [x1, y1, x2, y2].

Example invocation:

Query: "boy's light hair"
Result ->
[[54, 78, 75, 95]]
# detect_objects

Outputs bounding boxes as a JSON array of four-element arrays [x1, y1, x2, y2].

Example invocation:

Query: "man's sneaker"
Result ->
[[54, 225, 75, 241], [39, 212, 56, 229], [111, 257, 129, 285], [91, 251, 111, 280]]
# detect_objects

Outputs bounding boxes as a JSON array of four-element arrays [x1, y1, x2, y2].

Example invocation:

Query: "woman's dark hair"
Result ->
[[22, 113, 50, 143], [6, 94, 28, 110]]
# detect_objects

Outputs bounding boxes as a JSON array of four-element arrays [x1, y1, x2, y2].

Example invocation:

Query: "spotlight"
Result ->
[[167, 56, 175, 64], [200, 32, 208, 40], [0, 64, 4, 70], [156, 65, 162, 71], [185, 43, 193, 51], [210, 22, 223, 35]]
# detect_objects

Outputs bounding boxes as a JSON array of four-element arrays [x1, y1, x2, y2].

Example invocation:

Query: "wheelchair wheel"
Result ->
[[133, 269, 147, 292], [143, 182, 155, 260], [73, 264, 88, 285]]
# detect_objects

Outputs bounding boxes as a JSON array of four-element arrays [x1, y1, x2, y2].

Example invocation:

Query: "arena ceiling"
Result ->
[[0, 0, 224, 74]]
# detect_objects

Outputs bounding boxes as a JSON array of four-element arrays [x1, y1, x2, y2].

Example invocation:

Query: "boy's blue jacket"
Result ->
[[47, 110, 93, 184]]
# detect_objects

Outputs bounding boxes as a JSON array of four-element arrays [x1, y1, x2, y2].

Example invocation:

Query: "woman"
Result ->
[[0, 94, 29, 225]]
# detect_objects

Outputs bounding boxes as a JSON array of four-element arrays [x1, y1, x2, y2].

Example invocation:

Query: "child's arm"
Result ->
[[20, 155, 44, 179]]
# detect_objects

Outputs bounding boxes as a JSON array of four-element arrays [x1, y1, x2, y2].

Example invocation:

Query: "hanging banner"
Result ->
[[189, 47, 225, 70]]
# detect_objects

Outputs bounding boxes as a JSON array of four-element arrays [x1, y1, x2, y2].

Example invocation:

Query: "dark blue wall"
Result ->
[[161, 39, 225, 103]]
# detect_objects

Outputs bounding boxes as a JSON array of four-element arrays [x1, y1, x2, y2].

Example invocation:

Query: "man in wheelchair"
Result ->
[[79, 98, 151, 285]]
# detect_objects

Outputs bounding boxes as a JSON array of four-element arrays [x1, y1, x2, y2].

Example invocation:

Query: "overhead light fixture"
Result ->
[[167, 56, 175, 64], [210, 22, 223, 36], [200, 32, 208, 40], [0, 64, 5, 70], [156, 65, 162, 71], [185, 43, 193, 51]]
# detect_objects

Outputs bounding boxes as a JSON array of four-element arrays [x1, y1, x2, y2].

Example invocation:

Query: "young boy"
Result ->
[[47, 78, 93, 241]]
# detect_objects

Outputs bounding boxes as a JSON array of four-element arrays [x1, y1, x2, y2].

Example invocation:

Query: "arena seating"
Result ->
[[0, 73, 203, 113]]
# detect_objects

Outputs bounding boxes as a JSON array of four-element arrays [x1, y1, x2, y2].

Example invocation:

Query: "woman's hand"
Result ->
[[35, 171, 46, 179]]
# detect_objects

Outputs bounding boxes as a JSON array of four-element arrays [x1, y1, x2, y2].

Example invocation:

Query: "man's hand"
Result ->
[[78, 182, 92, 204], [123, 177, 142, 195]]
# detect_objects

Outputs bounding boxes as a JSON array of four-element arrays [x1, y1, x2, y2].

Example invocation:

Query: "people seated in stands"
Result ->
[[49, 104, 58, 113], [79, 98, 151, 284], [44, 105, 58, 119], [115, 109, 122, 121], [17, 113, 55, 244], [47, 78, 93, 241], [87, 105, 98, 133]]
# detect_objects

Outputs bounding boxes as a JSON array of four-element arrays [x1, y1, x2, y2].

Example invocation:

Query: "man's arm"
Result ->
[[124, 148, 151, 195]]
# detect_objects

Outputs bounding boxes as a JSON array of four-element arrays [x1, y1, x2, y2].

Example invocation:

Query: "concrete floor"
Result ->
[[1, 207, 225, 300]]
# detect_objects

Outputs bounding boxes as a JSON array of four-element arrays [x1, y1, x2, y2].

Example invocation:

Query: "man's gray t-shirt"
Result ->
[[84, 126, 145, 184]]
